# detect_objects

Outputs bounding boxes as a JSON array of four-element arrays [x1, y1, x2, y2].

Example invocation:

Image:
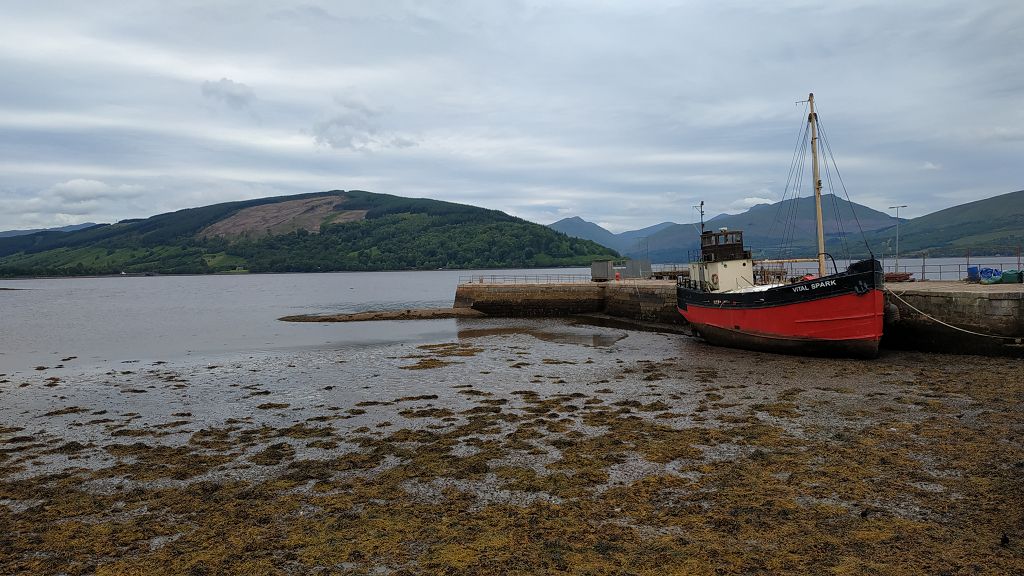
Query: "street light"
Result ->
[[888, 205, 907, 273]]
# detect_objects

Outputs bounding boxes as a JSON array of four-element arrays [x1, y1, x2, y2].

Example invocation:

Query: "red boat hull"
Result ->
[[678, 289, 885, 358]]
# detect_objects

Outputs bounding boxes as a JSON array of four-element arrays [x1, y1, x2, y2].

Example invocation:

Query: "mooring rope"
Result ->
[[885, 288, 1020, 342]]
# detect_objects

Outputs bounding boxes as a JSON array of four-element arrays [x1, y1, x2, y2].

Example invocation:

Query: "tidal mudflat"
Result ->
[[2, 318, 1022, 574]]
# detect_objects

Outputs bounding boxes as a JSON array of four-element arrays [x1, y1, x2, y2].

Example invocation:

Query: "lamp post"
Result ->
[[889, 205, 907, 273]]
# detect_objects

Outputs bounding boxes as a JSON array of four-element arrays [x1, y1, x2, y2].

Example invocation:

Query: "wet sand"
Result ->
[[2, 318, 1022, 574]]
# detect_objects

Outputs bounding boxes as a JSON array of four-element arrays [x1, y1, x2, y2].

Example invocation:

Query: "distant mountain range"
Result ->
[[5, 187, 1020, 277], [0, 223, 99, 238], [551, 194, 897, 262], [550, 190, 1024, 262], [0, 191, 615, 277], [548, 217, 674, 253]]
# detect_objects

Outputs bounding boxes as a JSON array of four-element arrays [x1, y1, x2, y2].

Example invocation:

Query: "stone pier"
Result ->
[[454, 280, 682, 324], [454, 279, 1024, 356]]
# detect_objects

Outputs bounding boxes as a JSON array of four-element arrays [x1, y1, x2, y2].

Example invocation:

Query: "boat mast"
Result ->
[[808, 93, 826, 277]]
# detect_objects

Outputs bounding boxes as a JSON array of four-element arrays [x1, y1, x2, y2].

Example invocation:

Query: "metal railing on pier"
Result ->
[[457, 274, 592, 285], [649, 263, 689, 278], [885, 262, 1022, 282], [651, 263, 690, 272], [767, 246, 1023, 281], [778, 260, 1023, 281]]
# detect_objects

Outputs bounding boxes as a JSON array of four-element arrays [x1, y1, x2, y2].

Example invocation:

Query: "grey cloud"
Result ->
[[201, 78, 256, 110], [6, 179, 145, 224], [0, 1, 1021, 230], [49, 178, 144, 202], [311, 98, 417, 151], [270, 4, 344, 26]]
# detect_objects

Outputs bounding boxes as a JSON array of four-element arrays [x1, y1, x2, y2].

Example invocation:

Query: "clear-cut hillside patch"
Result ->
[[197, 196, 367, 239]]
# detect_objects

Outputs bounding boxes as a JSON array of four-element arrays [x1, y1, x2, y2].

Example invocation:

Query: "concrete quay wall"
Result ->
[[883, 282, 1024, 356], [603, 283, 683, 324], [454, 281, 682, 324], [454, 283, 606, 317]]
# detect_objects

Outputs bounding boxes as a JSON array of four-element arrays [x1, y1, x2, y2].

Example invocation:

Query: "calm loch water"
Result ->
[[0, 268, 585, 374]]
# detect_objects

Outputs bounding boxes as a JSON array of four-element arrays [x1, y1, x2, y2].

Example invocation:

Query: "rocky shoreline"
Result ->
[[2, 318, 1022, 574], [280, 307, 485, 322]]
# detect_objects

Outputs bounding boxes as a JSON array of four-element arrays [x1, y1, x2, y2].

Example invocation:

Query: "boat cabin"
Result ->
[[700, 228, 751, 262], [688, 227, 753, 292]]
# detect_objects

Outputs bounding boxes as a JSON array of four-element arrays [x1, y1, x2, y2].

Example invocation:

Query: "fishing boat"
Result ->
[[676, 93, 884, 358]]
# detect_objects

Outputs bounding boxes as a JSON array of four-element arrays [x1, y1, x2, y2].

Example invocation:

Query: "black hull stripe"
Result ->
[[678, 259, 883, 310]]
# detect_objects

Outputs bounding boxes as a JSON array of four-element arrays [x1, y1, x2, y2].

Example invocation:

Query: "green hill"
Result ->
[[864, 189, 1024, 257], [0, 191, 617, 277]]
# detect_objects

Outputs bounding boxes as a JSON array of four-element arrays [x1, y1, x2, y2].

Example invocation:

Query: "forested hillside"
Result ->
[[862, 189, 1024, 257], [0, 191, 616, 277]]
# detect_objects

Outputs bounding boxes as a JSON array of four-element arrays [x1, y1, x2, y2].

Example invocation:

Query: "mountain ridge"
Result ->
[[548, 217, 630, 252], [548, 190, 1024, 261], [0, 223, 99, 238], [862, 189, 1024, 257], [0, 191, 617, 277]]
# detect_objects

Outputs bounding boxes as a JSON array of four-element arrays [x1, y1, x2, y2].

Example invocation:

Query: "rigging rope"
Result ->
[[778, 126, 811, 259], [822, 155, 850, 259], [782, 133, 808, 259], [768, 101, 873, 268], [768, 104, 809, 259], [815, 116, 873, 257]]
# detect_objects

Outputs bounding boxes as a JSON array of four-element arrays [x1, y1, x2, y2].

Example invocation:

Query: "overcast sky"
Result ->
[[1, 1, 1021, 232]]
